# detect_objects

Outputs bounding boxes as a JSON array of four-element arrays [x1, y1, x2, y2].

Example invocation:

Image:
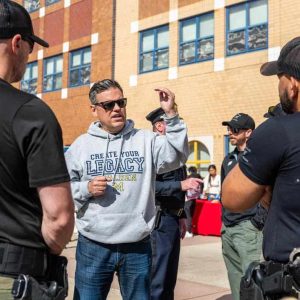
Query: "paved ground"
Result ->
[[63, 234, 232, 300]]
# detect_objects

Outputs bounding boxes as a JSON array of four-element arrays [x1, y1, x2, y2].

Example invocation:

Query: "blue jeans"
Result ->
[[74, 234, 152, 300]]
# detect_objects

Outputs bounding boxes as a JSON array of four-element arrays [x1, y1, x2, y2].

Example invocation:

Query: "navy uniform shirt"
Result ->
[[155, 166, 187, 212], [239, 113, 300, 263]]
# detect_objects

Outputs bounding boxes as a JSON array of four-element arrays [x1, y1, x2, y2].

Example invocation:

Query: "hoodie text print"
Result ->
[[65, 115, 188, 244]]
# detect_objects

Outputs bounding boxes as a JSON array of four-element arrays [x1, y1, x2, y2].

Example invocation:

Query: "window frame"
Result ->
[[187, 141, 211, 175], [226, 0, 268, 56], [43, 54, 63, 93], [21, 61, 38, 95], [23, 0, 40, 13], [139, 24, 169, 74], [224, 135, 236, 157], [45, 0, 60, 6], [179, 12, 214, 66], [68, 47, 92, 88]]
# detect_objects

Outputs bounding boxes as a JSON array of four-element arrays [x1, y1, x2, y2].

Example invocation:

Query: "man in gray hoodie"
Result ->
[[65, 79, 188, 300]]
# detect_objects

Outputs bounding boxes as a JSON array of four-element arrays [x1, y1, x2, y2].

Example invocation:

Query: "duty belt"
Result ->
[[161, 207, 184, 217], [0, 243, 48, 278]]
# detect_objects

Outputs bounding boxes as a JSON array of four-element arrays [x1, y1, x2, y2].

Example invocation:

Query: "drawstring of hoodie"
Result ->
[[102, 133, 110, 176], [112, 135, 124, 185], [102, 132, 125, 185]]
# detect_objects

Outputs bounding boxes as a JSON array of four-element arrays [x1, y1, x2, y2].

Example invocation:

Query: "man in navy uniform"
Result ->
[[146, 107, 202, 300]]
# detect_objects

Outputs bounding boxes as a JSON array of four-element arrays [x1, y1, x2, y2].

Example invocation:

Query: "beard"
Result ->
[[280, 90, 294, 114]]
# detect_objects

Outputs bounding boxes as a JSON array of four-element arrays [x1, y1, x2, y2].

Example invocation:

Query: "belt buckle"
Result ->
[[177, 208, 183, 217], [11, 274, 29, 299]]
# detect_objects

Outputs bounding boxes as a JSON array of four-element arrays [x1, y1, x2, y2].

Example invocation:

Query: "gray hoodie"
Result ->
[[65, 115, 188, 244]]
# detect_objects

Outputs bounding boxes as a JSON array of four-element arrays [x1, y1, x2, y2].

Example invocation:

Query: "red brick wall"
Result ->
[[44, 9, 64, 47], [69, 0, 92, 41], [31, 18, 40, 53]]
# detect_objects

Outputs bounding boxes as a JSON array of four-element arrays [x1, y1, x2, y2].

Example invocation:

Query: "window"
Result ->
[[179, 13, 214, 65], [21, 62, 38, 94], [63, 146, 69, 153], [224, 135, 235, 156], [43, 55, 63, 92], [187, 141, 211, 176], [69, 47, 91, 87], [46, 0, 60, 5], [23, 0, 40, 13], [226, 0, 268, 55], [139, 25, 169, 73]]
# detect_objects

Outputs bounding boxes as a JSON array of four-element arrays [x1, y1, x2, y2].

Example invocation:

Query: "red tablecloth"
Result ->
[[192, 199, 222, 236]]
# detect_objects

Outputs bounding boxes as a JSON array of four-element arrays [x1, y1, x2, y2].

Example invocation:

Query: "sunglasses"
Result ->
[[227, 127, 247, 134], [94, 98, 127, 111], [21, 36, 34, 53]]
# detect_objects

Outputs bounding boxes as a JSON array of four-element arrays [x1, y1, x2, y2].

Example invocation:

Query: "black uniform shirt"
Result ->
[[239, 113, 300, 263], [0, 78, 70, 249]]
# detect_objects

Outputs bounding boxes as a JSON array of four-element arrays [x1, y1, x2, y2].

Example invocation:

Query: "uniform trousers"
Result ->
[[184, 200, 195, 233], [0, 276, 14, 300], [221, 220, 263, 300], [150, 212, 180, 300]]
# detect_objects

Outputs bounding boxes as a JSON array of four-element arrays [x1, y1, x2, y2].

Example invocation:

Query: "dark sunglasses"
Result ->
[[227, 127, 247, 134], [94, 98, 127, 111], [22, 36, 34, 53]]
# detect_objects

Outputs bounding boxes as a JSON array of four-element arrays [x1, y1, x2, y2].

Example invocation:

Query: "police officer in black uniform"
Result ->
[[0, 1, 74, 299], [146, 108, 202, 300], [222, 36, 300, 299]]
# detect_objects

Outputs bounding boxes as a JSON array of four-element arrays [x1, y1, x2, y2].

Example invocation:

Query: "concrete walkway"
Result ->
[[63, 235, 232, 300]]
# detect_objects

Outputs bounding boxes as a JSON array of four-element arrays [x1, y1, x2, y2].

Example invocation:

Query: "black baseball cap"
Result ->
[[222, 113, 255, 130], [146, 107, 165, 125], [0, 0, 49, 48], [260, 36, 300, 79]]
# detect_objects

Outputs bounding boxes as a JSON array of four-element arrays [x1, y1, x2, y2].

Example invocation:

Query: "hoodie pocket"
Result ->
[[82, 212, 151, 243]]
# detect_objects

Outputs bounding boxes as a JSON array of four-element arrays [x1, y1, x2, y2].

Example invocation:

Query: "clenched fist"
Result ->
[[88, 176, 112, 197]]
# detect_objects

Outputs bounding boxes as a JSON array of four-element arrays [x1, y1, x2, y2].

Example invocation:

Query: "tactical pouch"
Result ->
[[11, 256, 68, 300], [240, 262, 265, 300]]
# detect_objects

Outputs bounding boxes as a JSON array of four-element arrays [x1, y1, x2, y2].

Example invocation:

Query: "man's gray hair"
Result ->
[[89, 79, 123, 104]]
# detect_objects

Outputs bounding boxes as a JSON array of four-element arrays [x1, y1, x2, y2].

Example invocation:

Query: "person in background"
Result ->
[[221, 113, 267, 300], [65, 80, 188, 300], [184, 166, 203, 237], [146, 108, 201, 300], [203, 164, 221, 201], [187, 166, 201, 179]]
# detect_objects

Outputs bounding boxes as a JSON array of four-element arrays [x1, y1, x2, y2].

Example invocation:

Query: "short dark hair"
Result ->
[[89, 79, 123, 105], [208, 164, 216, 171], [188, 166, 197, 173]]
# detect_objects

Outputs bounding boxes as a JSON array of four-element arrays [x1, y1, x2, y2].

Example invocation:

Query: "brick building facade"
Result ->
[[17, 0, 300, 174], [15, 0, 114, 144], [114, 0, 300, 174]]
